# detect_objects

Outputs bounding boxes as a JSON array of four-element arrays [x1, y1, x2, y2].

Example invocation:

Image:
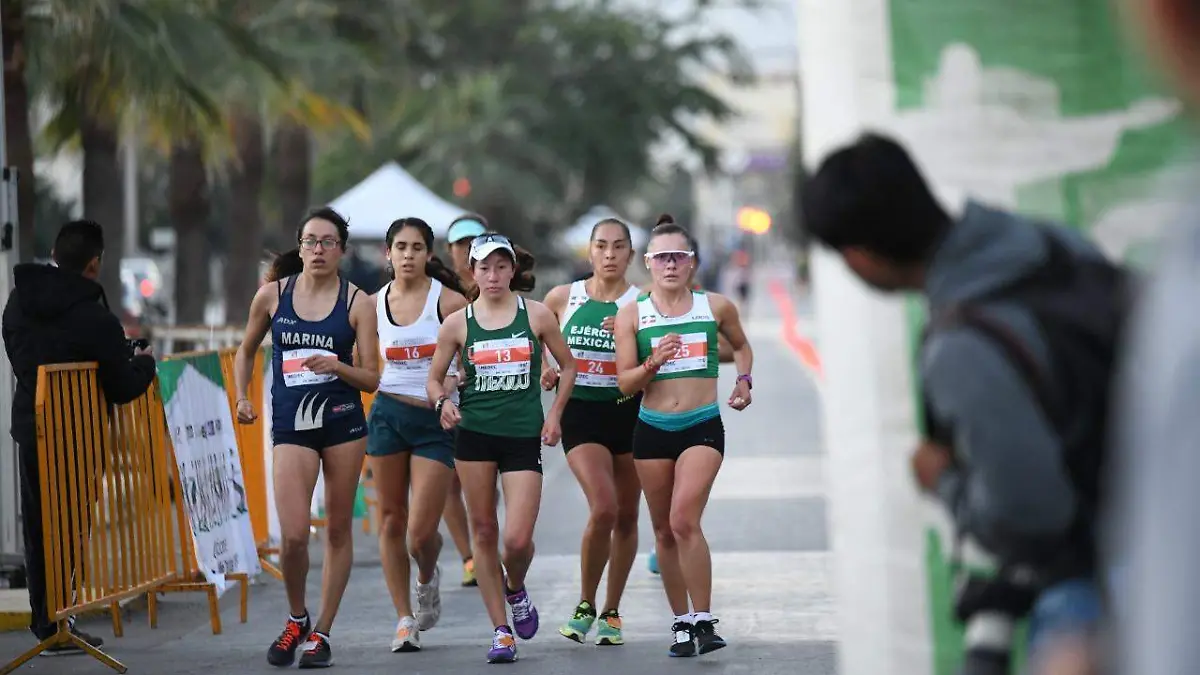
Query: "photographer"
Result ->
[[2, 220, 157, 654], [802, 136, 1118, 673]]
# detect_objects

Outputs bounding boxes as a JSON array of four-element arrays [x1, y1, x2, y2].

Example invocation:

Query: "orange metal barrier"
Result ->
[[217, 347, 282, 580], [3, 365, 181, 673]]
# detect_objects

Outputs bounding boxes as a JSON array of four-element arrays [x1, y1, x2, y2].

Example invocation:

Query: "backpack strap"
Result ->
[[929, 305, 1062, 431]]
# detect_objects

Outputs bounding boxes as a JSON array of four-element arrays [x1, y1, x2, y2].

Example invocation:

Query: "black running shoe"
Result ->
[[667, 621, 696, 657], [694, 618, 727, 654], [298, 632, 333, 669], [40, 626, 105, 656], [267, 615, 311, 667]]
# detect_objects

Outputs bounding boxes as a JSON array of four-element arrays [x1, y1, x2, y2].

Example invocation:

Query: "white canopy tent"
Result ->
[[328, 162, 466, 240], [557, 205, 649, 257]]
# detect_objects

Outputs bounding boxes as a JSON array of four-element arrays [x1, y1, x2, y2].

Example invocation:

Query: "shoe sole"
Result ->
[[559, 627, 586, 643], [596, 635, 623, 646], [668, 649, 697, 658], [698, 640, 727, 655], [391, 640, 421, 653], [487, 655, 518, 664], [298, 661, 333, 669]]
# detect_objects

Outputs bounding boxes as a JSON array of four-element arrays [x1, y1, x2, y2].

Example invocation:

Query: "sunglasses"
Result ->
[[472, 233, 512, 247], [645, 250, 695, 266]]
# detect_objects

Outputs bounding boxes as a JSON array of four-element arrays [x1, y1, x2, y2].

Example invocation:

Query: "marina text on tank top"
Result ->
[[559, 279, 639, 402], [270, 275, 362, 432]]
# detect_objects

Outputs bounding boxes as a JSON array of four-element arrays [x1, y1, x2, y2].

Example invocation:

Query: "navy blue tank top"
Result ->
[[270, 276, 361, 432]]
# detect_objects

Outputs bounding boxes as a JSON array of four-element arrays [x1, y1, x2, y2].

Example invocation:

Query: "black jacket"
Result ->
[[3, 263, 156, 447]]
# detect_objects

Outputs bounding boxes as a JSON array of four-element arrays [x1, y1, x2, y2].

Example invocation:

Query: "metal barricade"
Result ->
[[3, 365, 180, 673]]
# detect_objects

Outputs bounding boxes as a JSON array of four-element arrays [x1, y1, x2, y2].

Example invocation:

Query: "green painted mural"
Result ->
[[887, 1, 1194, 673]]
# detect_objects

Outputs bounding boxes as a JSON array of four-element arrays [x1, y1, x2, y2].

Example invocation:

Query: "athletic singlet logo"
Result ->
[[294, 392, 328, 431]]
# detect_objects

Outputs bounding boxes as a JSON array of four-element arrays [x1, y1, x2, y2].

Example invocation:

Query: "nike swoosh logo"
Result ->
[[511, 331, 526, 339]]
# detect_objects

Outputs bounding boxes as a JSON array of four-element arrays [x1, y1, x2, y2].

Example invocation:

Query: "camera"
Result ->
[[954, 570, 1038, 675], [127, 338, 150, 357]]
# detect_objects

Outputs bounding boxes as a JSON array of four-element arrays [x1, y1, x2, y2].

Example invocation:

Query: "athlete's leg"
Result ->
[[370, 451, 413, 619], [566, 443, 618, 607], [457, 460, 507, 628], [273, 444, 322, 617], [409, 457, 454, 584], [670, 446, 722, 614], [636, 459, 689, 615], [499, 469, 543, 592], [443, 474, 476, 583], [604, 452, 641, 612], [312, 437, 367, 634]]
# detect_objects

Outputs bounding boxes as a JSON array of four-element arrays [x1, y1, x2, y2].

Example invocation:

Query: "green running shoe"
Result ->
[[595, 610, 624, 646], [558, 601, 596, 643]]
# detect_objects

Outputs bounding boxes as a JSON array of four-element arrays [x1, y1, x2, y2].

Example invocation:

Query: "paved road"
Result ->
[[0, 271, 835, 674]]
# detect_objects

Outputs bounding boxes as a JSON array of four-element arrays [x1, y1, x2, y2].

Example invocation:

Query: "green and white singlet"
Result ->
[[634, 290, 720, 382], [559, 280, 640, 402], [458, 297, 544, 437]]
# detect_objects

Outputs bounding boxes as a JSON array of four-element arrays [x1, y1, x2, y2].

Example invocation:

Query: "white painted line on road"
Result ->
[[710, 456, 827, 500]]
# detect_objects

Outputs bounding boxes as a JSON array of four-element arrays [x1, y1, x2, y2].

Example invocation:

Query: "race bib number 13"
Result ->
[[470, 337, 532, 377]]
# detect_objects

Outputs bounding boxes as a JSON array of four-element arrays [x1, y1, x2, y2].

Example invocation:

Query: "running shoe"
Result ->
[[391, 616, 421, 653], [462, 557, 478, 587], [668, 620, 696, 658], [415, 564, 442, 630], [506, 585, 540, 640], [595, 609, 624, 646], [648, 549, 660, 575], [694, 618, 727, 654], [487, 626, 518, 663], [298, 631, 333, 668], [267, 614, 311, 666], [558, 600, 596, 643]]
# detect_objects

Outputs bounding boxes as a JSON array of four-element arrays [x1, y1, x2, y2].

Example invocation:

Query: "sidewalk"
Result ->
[[0, 270, 836, 674]]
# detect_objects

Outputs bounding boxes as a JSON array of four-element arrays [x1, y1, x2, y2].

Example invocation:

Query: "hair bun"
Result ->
[[655, 213, 675, 226]]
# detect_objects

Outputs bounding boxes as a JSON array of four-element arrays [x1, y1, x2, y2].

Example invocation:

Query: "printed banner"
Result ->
[[158, 353, 261, 591]]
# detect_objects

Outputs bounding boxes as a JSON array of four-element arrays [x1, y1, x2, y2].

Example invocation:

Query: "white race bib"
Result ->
[[282, 348, 339, 387], [651, 333, 708, 374], [572, 348, 617, 387], [470, 337, 532, 378], [384, 338, 436, 376]]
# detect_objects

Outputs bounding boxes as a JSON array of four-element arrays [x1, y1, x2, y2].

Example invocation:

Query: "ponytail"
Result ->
[[426, 255, 468, 296], [264, 248, 303, 283]]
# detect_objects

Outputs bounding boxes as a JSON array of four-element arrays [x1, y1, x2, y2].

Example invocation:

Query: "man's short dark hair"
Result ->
[[801, 132, 950, 264], [52, 219, 106, 274]]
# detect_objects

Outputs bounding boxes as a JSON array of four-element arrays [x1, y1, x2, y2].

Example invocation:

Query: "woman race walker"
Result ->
[[613, 214, 754, 658], [540, 219, 642, 646], [367, 218, 470, 651], [234, 207, 380, 669], [439, 213, 491, 586], [427, 232, 578, 663]]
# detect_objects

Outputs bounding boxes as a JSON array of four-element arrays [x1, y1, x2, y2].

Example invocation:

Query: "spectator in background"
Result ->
[[1109, 0, 1200, 674], [2, 220, 157, 654]]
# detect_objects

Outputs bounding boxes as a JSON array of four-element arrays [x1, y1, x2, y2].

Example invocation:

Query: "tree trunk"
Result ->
[[2, 0, 35, 262], [273, 118, 310, 243], [80, 113, 124, 311], [170, 139, 210, 326], [225, 107, 264, 326]]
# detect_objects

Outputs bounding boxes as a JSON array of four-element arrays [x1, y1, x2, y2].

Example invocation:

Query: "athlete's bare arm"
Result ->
[[614, 300, 676, 397], [711, 292, 753, 410], [233, 283, 280, 422], [540, 284, 570, 384], [438, 287, 470, 391], [530, 299, 576, 414], [340, 284, 382, 393], [427, 308, 467, 405]]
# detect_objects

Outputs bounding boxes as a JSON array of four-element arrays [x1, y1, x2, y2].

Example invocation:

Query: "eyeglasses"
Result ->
[[300, 237, 341, 251], [646, 250, 695, 266]]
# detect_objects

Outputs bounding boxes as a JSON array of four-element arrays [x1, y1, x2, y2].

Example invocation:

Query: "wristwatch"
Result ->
[[435, 394, 449, 414]]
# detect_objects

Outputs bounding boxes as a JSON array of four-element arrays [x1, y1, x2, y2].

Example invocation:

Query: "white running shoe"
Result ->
[[415, 565, 442, 630], [391, 616, 421, 652]]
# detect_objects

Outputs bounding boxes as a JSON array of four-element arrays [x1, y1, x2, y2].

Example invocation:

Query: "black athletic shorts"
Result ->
[[560, 394, 641, 456], [631, 415, 725, 461], [272, 410, 367, 454], [455, 427, 543, 474]]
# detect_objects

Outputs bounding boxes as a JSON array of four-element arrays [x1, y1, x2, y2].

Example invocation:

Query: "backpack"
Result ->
[[920, 224, 1133, 577]]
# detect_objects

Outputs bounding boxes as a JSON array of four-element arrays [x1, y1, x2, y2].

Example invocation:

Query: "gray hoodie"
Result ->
[[921, 201, 1106, 563]]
